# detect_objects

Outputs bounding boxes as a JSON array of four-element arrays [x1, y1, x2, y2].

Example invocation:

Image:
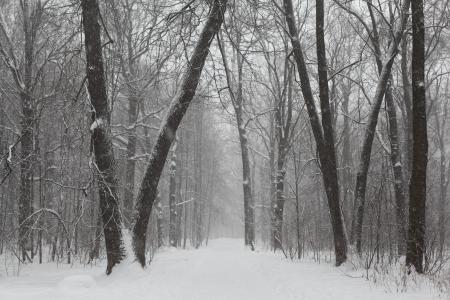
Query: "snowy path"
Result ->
[[0, 239, 438, 300]]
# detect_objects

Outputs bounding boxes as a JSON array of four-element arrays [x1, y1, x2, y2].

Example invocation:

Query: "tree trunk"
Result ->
[[283, 0, 347, 265], [385, 89, 407, 255], [239, 123, 255, 249], [131, 0, 227, 267], [353, 0, 410, 255], [193, 105, 203, 248], [81, 0, 126, 275], [169, 141, 178, 247], [406, 0, 427, 274], [217, 31, 255, 249], [272, 150, 287, 251], [17, 0, 42, 263], [18, 91, 34, 262], [123, 91, 139, 225], [401, 37, 413, 177], [341, 83, 355, 243], [156, 192, 163, 248], [434, 102, 448, 257], [365, 3, 407, 255]]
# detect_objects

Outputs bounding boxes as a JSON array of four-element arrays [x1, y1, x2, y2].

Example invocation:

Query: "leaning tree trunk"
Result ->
[[81, 0, 126, 275], [366, 3, 407, 255], [353, 0, 411, 255], [406, 0, 427, 274], [131, 0, 227, 267], [283, 0, 347, 265], [401, 38, 413, 178], [315, 0, 347, 264]]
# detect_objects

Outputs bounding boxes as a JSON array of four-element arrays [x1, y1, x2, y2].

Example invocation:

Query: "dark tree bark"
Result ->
[[238, 118, 255, 249], [155, 192, 163, 248], [283, 0, 347, 265], [81, 0, 126, 275], [364, 3, 407, 255], [131, 0, 227, 267], [352, 0, 411, 255], [406, 0, 427, 274]]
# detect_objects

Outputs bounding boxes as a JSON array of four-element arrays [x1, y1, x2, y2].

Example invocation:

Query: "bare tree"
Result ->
[[217, 15, 256, 249], [282, 0, 347, 265], [406, 0, 427, 274], [342, 0, 411, 255], [81, 0, 126, 275], [132, 0, 228, 267]]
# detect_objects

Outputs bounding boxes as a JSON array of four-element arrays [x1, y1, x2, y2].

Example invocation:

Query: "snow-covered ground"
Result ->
[[0, 239, 444, 300]]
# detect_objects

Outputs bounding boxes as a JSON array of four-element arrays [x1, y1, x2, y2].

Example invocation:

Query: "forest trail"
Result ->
[[0, 239, 435, 300]]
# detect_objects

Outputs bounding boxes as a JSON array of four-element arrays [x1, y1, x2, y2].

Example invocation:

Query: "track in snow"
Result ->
[[0, 239, 435, 300]]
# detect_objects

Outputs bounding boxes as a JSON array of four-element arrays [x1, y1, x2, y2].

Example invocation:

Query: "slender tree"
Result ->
[[282, 0, 347, 265], [169, 141, 178, 247], [349, 0, 411, 255]]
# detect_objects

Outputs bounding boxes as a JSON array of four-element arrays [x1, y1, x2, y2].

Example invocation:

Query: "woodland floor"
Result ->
[[0, 239, 443, 300]]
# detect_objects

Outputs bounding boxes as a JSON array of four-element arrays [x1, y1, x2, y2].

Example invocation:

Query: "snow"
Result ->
[[0, 239, 443, 300], [90, 117, 106, 132], [7, 144, 13, 163], [170, 160, 176, 168]]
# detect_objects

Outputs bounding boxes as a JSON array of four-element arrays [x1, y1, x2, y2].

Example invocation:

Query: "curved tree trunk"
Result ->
[[360, 3, 408, 255], [353, 0, 411, 255], [131, 0, 227, 267], [283, 0, 347, 265]]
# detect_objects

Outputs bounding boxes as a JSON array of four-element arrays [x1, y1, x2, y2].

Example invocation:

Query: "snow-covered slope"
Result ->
[[0, 239, 442, 300]]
